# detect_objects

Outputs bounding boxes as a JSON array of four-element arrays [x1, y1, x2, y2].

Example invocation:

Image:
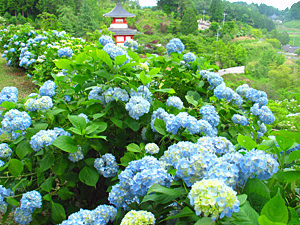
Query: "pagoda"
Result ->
[[103, 2, 137, 46]]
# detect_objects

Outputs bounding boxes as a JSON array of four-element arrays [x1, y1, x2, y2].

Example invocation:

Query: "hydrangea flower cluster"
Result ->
[[0, 143, 12, 158], [30, 127, 71, 152], [145, 143, 159, 154], [200, 105, 220, 127], [124, 39, 138, 50], [94, 153, 119, 178], [188, 179, 240, 220], [125, 96, 151, 120], [0, 185, 13, 214], [232, 114, 248, 126], [99, 35, 114, 46], [25, 96, 53, 111], [120, 210, 155, 225], [197, 136, 235, 156], [88, 86, 129, 104], [166, 96, 183, 110], [58, 47, 73, 57], [239, 149, 279, 181], [68, 145, 84, 163], [183, 52, 196, 63], [166, 38, 185, 54], [130, 86, 152, 103], [88, 86, 105, 102], [14, 191, 42, 225], [103, 43, 130, 63], [109, 156, 172, 209], [0, 86, 18, 104], [1, 109, 31, 133], [199, 70, 224, 89], [39, 80, 56, 97], [59, 204, 117, 225], [214, 83, 236, 102]]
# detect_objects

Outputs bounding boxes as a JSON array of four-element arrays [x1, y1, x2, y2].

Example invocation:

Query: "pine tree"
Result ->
[[209, 0, 224, 22], [180, 7, 198, 35], [76, 0, 97, 37]]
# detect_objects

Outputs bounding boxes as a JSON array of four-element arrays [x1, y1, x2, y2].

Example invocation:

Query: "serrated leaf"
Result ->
[[161, 207, 198, 222], [8, 159, 23, 177], [154, 119, 167, 135], [41, 177, 54, 192], [237, 135, 257, 150], [127, 143, 141, 153], [68, 115, 86, 132], [52, 136, 77, 153], [194, 217, 213, 225], [39, 152, 55, 172], [289, 150, 300, 163], [110, 117, 123, 128], [258, 215, 286, 225], [58, 187, 74, 200], [52, 157, 68, 175], [149, 68, 160, 76], [114, 54, 127, 65], [6, 197, 20, 207], [16, 141, 33, 160], [79, 166, 99, 187], [51, 202, 66, 224]]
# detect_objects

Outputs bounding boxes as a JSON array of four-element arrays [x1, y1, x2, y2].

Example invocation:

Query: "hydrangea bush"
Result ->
[[0, 25, 299, 224]]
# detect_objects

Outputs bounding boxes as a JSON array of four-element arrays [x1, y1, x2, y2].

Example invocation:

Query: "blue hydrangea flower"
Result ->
[[103, 43, 130, 63], [125, 96, 151, 120], [0, 86, 18, 104], [94, 153, 119, 178], [250, 103, 261, 116], [113, 87, 129, 102], [25, 96, 53, 111], [120, 210, 155, 225], [145, 143, 159, 154], [198, 119, 216, 136], [0, 143, 12, 158], [0, 195, 7, 213], [236, 84, 250, 97], [183, 52, 196, 63], [88, 87, 105, 103], [103, 87, 114, 104], [188, 179, 240, 221], [197, 136, 235, 156], [166, 38, 185, 54], [166, 96, 183, 110], [124, 40, 138, 50], [1, 109, 31, 133], [200, 105, 220, 127], [259, 106, 275, 125], [68, 146, 84, 163], [214, 83, 235, 101], [14, 207, 32, 225], [39, 80, 56, 97], [239, 149, 279, 181], [232, 114, 248, 126], [151, 108, 169, 132], [20, 191, 42, 212], [0, 160, 4, 167], [130, 86, 152, 103], [58, 47, 73, 57], [64, 95, 71, 102], [99, 35, 114, 46]]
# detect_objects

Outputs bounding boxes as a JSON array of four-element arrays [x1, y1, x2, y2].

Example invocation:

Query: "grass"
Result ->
[[0, 57, 37, 98]]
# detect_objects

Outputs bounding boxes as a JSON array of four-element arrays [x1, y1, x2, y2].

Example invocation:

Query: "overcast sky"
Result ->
[[138, 0, 299, 10]]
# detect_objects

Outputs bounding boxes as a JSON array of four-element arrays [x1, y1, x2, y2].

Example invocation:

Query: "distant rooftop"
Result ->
[[103, 3, 136, 18], [108, 28, 137, 35]]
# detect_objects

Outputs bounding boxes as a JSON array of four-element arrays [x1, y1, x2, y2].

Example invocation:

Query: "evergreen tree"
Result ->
[[180, 7, 198, 34], [209, 0, 224, 22], [57, 6, 78, 35], [76, 0, 97, 37]]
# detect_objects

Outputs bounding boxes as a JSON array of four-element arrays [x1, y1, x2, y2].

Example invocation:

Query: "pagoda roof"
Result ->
[[108, 28, 137, 35], [103, 3, 135, 18]]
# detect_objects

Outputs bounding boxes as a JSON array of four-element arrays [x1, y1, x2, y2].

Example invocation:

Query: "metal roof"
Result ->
[[108, 28, 137, 35], [103, 3, 135, 18]]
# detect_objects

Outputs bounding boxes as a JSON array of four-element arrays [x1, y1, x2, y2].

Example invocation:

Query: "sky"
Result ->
[[138, 0, 299, 10]]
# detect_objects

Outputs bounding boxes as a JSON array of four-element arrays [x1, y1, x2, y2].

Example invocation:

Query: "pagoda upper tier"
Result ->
[[103, 3, 136, 18]]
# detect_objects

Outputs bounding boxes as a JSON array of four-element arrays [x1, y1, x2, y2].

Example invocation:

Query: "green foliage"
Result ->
[[180, 7, 198, 35], [209, 0, 224, 22], [37, 12, 60, 30]]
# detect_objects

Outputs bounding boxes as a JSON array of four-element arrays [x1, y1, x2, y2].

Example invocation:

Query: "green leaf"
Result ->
[[97, 50, 112, 68], [43, 194, 52, 201], [0, 101, 16, 110], [114, 54, 127, 65], [51, 201, 66, 224], [222, 201, 259, 225], [85, 122, 107, 135], [237, 135, 257, 150], [39, 152, 55, 172], [68, 115, 87, 132], [110, 117, 123, 128], [185, 91, 200, 107], [6, 197, 20, 207], [238, 194, 248, 206], [127, 143, 141, 153], [41, 177, 54, 192], [276, 136, 294, 152], [147, 184, 184, 197], [258, 215, 286, 225], [52, 136, 78, 153], [54, 59, 71, 70], [93, 113, 106, 120], [140, 71, 152, 85], [68, 127, 82, 135], [288, 207, 300, 225], [16, 140, 33, 160], [194, 217, 213, 225], [57, 187, 74, 200], [155, 88, 176, 94], [154, 119, 167, 135], [148, 68, 160, 76], [162, 207, 198, 222], [79, 166, 99, 187], [120, 152, 137, 167], [274, 171, 300, 183], [53, 157, 68, 175], [243, 178, 270, 212], [260, 191, 288, 224], [288, 150, 300, 163], [8, 159, 23, 177], [124, 117, 140, 132]]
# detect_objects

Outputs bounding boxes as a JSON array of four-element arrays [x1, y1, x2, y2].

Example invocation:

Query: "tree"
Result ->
[[76, 0, 97, 37], [57, 6, 78, 35], [180, 7, 198, 34], [157, 0, 180, 15], [290, 1, 300, 20], [277, 32, 289, 45], [209, 0, 223, 22], [37, 12, 60, 30]]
